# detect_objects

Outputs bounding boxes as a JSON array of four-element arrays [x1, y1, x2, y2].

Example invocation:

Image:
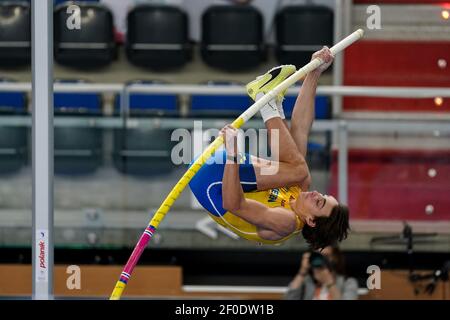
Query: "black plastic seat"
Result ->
[[201, 5, 265, 71], [0, 78, 28, 174], [54, 126, 103, 175], [54, 0, 98, 5], [54, 2, 116, 68], [0, 2, 31, 67], [0, 126, 27, 174], [112, 79, 176, 177], [113, 128, 175, 177], [275, 5, 333, 68], [53, 79, 103, 175], [126, 5, 191, 70]]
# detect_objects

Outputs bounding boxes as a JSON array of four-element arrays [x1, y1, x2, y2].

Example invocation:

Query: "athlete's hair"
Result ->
[[302, 204, 350, 250]]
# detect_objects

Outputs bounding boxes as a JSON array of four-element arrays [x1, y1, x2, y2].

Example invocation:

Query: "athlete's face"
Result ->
[[297, 191, 338, 227]]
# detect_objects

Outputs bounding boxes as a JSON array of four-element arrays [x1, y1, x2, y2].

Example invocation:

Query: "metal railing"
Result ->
[[0, 82, 450, 205], [1, 82, 450, 96]]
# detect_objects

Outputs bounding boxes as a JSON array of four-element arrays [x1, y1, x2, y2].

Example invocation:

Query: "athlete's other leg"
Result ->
[[252, 116, 310, 190]]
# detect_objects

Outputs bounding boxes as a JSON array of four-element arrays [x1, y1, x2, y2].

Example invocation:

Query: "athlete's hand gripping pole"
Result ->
[[109, 29, 364, 300]]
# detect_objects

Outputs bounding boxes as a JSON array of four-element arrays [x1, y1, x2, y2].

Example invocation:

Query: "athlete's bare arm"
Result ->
[[223, 192, 297, 238], [290, 47, 334, 158], [221, 126, 297, 239]]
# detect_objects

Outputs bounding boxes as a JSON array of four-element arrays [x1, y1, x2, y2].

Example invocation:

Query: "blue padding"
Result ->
[[191, 95, 251, 112], [54, 0, 99, 5], [283, 95, 330, 119], [0, 92, 27, 111], [307, 141, 326, 151], [0, 0, 101, 6], [54, 93, 101, 112], [115, 94, 178, 112]]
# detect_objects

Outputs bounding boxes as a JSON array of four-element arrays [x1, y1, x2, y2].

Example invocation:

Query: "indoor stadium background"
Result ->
[[0, 0, 449, 299]]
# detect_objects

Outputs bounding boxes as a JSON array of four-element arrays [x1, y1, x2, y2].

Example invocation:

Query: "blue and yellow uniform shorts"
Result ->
[[189, 150, 257, 216]]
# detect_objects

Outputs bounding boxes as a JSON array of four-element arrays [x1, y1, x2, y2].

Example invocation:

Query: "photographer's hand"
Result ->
[[288, 252, 311, 290], [299, 252, 311, 276]]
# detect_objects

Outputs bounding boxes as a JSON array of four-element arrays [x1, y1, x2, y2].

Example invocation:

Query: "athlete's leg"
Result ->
[[245, 65, 310, 190], [251, 117, 309, 190]]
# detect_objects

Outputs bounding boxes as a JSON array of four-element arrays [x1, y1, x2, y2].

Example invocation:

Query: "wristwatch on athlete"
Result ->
[[226, 152, 243, 164]]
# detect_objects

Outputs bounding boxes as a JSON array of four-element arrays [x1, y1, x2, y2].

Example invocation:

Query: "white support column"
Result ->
[[338, 120, 348, 205], [32, 0, 54, 300], [333, 0, 354, 118], [343, 0, 353, 37]]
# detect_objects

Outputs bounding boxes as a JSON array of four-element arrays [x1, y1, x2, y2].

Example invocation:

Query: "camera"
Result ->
[[309, 251, 331, 270]]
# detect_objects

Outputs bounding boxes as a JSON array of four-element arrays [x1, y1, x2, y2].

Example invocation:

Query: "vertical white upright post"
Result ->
[[343, 0, 353, 36], [338, 121, 348, 205], [333, 0, 354, 118], [32, 0, 54, 300]]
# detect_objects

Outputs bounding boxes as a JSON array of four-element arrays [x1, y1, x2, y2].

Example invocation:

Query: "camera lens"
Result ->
[[309, 252, 327, 268]]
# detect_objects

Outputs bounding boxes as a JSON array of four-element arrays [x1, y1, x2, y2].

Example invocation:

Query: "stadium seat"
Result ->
[[0, 1, 31, 67], [113, 82, 176, 177], [275, 5, 333, 68], [0, 78, 28, 174], [201, 5, 266, 71], [190, 81, 251, 117], [126, 5, 192, 70], [54, 79, 103, 115], [112, 128, 176, 177], [114, 80, 179, 117], [0, 78, 28, 115], [53, 79, 103, 175], [0, 126, 27, 174], [54, 2, 116, 68], [54, 0, 99, 5]]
